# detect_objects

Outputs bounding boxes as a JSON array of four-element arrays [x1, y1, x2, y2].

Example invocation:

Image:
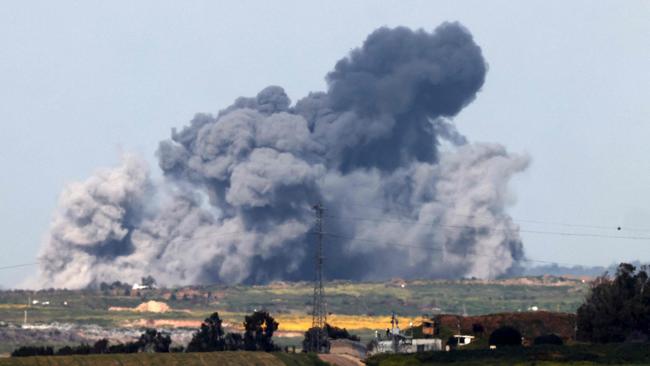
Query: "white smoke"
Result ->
[[35, 22, 529, 288]]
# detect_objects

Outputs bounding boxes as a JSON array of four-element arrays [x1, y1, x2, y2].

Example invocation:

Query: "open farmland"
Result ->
[[0, 277, 589, 353]]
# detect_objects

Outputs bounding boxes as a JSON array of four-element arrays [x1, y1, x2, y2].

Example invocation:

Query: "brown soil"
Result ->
[[319, 354, 364, 366], [123, 319, 202, 328], [108, 300, 171, 313], [436, 311, 576, 341]]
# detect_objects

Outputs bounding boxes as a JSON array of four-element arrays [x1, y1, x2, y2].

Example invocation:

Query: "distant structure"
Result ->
[[370, 312, 442, 354], [132, 283, 150, 290], [447, 334, 475, 350], [311, 202, 327, 353]]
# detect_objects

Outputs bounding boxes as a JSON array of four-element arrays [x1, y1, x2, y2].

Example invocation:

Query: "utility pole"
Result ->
[[391, 311, 399, 353], [25, 294, 30, 326], [311, 202, 326, 353]]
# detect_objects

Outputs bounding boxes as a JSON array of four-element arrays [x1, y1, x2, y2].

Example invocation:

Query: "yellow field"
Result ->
[[0, 304, 27, 310], [116, 309, 420, 334], [274, 313, 422, 332]]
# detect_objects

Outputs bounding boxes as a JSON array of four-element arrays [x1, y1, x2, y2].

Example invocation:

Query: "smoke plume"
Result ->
[[36, 22, 529, 288]]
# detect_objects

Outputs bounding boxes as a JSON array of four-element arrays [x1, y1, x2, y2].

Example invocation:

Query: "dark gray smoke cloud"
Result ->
[[35, 22, 528, 288]]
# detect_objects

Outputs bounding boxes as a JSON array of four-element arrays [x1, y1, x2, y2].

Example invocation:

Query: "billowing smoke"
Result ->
[[36, 22, 529, 288]]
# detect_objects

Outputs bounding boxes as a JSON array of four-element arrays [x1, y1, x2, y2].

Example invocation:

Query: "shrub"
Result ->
[[303, 327, 330, 353], [534, 334, 564, 346], [224, 332, 244, 351], [56, 346, 75, 355], [92, 338, 109, 354], [108, 342, 140, 353], [11, 346, 54, 357], [489, 326, 522, 347], [138, 328, 171, 353], [325, 323, 360, 341], [446, 335, 459, 348]]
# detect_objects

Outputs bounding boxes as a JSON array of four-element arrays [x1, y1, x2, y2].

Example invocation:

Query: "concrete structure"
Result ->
[[132, 283, 150, 290], [452, 334, 475, 347], [374, 338, 442, 354], [370, 312, 443, 355]]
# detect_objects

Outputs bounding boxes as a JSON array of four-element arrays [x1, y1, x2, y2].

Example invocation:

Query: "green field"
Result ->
[[0, 352, 326, 366], [0, 277, 588, 325]]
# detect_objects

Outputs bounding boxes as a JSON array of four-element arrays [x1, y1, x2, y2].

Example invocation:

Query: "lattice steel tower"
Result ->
[[311, 202, 326, 352]]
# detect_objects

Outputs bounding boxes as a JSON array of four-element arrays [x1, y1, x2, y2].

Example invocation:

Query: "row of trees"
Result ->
[[186, 311, 279, 352], [12, 329, 174, 357], [13, 311, 279, 357]]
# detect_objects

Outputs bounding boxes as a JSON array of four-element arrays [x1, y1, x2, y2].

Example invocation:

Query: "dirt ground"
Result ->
[[319, 354, 364, 366]]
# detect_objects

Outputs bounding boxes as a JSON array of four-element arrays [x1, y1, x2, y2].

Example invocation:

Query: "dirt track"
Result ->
[[319, 354, 364, 366]]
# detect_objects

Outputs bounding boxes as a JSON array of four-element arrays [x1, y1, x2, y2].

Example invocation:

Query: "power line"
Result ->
[[325, 214, 650, 241], [0, 262, 39, 271], [3, 211, 643, 274], [338, 202, 650, 234], [322, 232, 589, 268]]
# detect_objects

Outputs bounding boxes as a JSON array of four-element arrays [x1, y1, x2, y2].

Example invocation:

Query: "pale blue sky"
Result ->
[[1, 1, 649, 287]]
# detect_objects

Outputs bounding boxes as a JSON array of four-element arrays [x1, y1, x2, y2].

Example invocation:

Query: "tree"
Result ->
[[56, 346, 75, 355], [224, 332, 244, 351], [325, 323, 360, 341], [99, 282, 110, 293], [302, 327, 330, 353], [92, 338, 109, 354], [11, 346, 54, 357], [446, 335, 459, 349], [68, 343, 92, 354], [141, 275, 157, 288], [489, 326, 522, 347], [577, 263, 650, 343], [302, 323, 358, 352], [187, 312, 226, 352], [243, 311, 279, 351], [534, 334, 563, 346], [108, 342, 140, 354], [137, 329, 171, 353]]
